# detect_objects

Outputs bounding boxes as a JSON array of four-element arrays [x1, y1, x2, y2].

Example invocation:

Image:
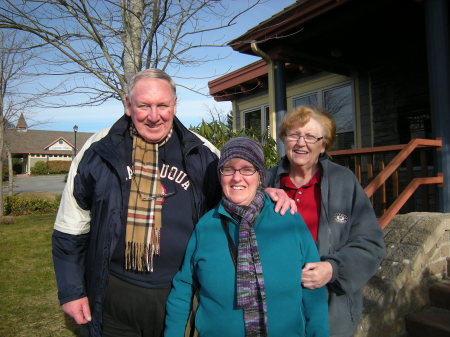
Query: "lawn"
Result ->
[[0, 214, 82, 337]]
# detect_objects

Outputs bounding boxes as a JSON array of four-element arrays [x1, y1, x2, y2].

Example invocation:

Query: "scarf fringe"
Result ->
[[125, 228, 160, 272]]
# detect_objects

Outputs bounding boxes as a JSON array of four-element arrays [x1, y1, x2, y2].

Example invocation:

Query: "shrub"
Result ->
[[13, 158, 22, 173], [3, 195, 60, 216], [48, 160, 71, 174], [190, 120, 280, 168], [30, 161, 48, 175], [2, 158, 23, 181]]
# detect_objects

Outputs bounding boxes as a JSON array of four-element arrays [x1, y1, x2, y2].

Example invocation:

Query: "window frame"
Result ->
[[242, 104, 270, 135], [292, 81, 355, 149]]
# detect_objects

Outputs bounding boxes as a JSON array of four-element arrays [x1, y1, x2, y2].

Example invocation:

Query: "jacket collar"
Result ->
[[92, 114, 204, 169], [171, 115, 203, 157], [272, 155, 330, 181]]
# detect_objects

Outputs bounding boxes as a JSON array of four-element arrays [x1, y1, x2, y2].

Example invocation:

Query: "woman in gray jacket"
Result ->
[[266, 105, 386, 337]]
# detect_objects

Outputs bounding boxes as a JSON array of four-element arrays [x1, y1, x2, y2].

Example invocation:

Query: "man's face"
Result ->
[[125, 78, 176, 143]]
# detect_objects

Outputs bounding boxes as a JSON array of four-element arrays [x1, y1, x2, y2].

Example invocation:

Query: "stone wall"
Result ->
[[354, 212, 450, 337]]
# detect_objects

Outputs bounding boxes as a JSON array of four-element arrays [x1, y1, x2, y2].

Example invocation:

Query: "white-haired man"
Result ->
[[52, 69, 295, 337]]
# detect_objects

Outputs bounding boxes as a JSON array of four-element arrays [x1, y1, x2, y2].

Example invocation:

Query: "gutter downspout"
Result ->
[[251, 41, 287, 156]]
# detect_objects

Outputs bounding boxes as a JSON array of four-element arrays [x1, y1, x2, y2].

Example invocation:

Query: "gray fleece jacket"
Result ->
[[266, 156, 386, 337]]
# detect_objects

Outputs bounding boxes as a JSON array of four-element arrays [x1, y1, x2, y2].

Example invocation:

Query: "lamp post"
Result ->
[[73, 124, 78, 157]]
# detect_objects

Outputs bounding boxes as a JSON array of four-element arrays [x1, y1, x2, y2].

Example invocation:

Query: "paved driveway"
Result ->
[[4, 175, 67, 194]]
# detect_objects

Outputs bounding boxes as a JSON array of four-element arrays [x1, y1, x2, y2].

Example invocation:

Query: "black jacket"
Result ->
[[52, 115, 220, 336]]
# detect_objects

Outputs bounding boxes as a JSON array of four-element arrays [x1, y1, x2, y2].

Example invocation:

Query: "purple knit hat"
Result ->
[[218, 137, 265, 186]]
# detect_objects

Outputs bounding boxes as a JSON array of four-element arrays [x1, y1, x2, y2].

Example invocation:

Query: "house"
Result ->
[[5, 114, 94, 174], [208, 2, 450, 335], [208, 0, 449, 212]]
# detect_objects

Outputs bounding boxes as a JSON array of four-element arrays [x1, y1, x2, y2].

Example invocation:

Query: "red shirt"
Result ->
[[279, 169, 322, 241]]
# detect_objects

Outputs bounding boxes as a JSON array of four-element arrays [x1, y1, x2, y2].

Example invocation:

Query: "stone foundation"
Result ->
[[354, 212, 450, 337]]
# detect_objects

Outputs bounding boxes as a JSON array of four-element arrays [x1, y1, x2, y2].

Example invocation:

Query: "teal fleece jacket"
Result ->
[[165, 194, 329, 337]]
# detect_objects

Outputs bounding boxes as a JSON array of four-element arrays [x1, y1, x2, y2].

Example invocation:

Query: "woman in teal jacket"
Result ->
[[165, 137, 329, 337]]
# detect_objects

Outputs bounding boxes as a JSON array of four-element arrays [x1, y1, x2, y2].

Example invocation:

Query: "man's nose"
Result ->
[[146, 106, 160, 121]]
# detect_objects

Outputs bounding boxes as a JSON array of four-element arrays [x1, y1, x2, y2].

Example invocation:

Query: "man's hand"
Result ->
[[302, 261, 333, 289], [62, 297, 92, 324], [265, 187, 297, 215]]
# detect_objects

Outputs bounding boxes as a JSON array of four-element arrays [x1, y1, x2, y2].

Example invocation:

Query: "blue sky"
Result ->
[[27, 0, 295, 133]]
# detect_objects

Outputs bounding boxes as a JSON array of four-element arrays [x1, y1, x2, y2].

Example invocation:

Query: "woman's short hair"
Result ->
[[127, 68, 177, 98], [279, 105, 336, 151]]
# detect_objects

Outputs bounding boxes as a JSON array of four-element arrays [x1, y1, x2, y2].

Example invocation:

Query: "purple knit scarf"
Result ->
[[222, 189, 267, 337]]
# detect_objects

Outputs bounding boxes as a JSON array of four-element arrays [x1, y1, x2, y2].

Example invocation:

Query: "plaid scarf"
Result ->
[[222, 189, 267, 337], [125, 130, 172, 272]]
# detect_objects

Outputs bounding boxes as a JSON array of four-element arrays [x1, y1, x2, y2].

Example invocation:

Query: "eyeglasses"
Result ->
[[285, 133, 324, 144], [220, 167, 257, 176], [132, 175, 176, 201], [137, 190, 175, 201]]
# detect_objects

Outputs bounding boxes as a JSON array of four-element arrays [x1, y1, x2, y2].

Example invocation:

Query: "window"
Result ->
[[293, 94, 318, 107], [243, 105, 270, 135], [293, 82, 354, 150]]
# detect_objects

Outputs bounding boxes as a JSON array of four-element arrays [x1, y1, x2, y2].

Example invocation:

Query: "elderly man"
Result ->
[[52, 69, 294, 337]]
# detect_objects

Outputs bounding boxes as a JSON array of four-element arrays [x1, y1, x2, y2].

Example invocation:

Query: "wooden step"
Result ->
[[429, 281, 450, 310], [405, 306, 450, 337]]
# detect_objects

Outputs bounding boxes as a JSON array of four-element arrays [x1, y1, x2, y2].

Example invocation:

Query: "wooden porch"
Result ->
[[328, 138, 444, 228]]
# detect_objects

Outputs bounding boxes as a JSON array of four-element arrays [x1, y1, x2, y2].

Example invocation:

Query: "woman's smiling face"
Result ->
[[283, 117, 326, 172], [220, 158, 259, 206]]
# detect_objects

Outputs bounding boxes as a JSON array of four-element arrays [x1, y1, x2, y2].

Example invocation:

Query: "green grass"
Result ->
[[0, 214, 82, 337]]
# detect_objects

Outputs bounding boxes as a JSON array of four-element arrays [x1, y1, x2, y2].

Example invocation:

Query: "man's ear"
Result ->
[[173, 97, 177, 115], [125, 96, 131, 116]]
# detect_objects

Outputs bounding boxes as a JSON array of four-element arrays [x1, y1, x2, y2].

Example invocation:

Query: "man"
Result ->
[[52, 69, 294, 337]]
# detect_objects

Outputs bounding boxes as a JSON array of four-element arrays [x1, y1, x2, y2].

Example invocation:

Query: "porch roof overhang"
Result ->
[[208, 60, 268, 101], [209, 0, 427, 101]]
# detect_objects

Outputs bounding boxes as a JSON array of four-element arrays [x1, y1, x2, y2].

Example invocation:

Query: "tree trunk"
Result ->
[[7, 150, 13, 196], [0, 116, 4, 217], [121, 0, 144, 96]]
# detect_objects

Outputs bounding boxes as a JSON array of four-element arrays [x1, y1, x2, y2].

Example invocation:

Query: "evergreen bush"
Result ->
[[190, 120, 280, 168], [30, 161, 48, 175], [2, 158, 23, 181], [47, 160, 71, 174], [3, 195, 61, 216]]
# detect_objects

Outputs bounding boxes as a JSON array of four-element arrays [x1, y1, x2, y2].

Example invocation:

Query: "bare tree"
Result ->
[[0, 30, 45, 216], [0, 0, 265, 109]]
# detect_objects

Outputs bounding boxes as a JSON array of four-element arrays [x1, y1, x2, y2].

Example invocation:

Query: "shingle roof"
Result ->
[[5, 129, 94, 155]]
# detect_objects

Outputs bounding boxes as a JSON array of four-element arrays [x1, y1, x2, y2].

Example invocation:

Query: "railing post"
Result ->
[[380, 155, 387, 214]]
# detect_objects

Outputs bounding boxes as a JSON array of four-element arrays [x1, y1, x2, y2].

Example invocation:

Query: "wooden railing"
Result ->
[[329, 138, 444, 229]]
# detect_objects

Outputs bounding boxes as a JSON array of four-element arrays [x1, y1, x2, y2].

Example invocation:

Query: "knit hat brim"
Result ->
[[218, 137, 266, 186]]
